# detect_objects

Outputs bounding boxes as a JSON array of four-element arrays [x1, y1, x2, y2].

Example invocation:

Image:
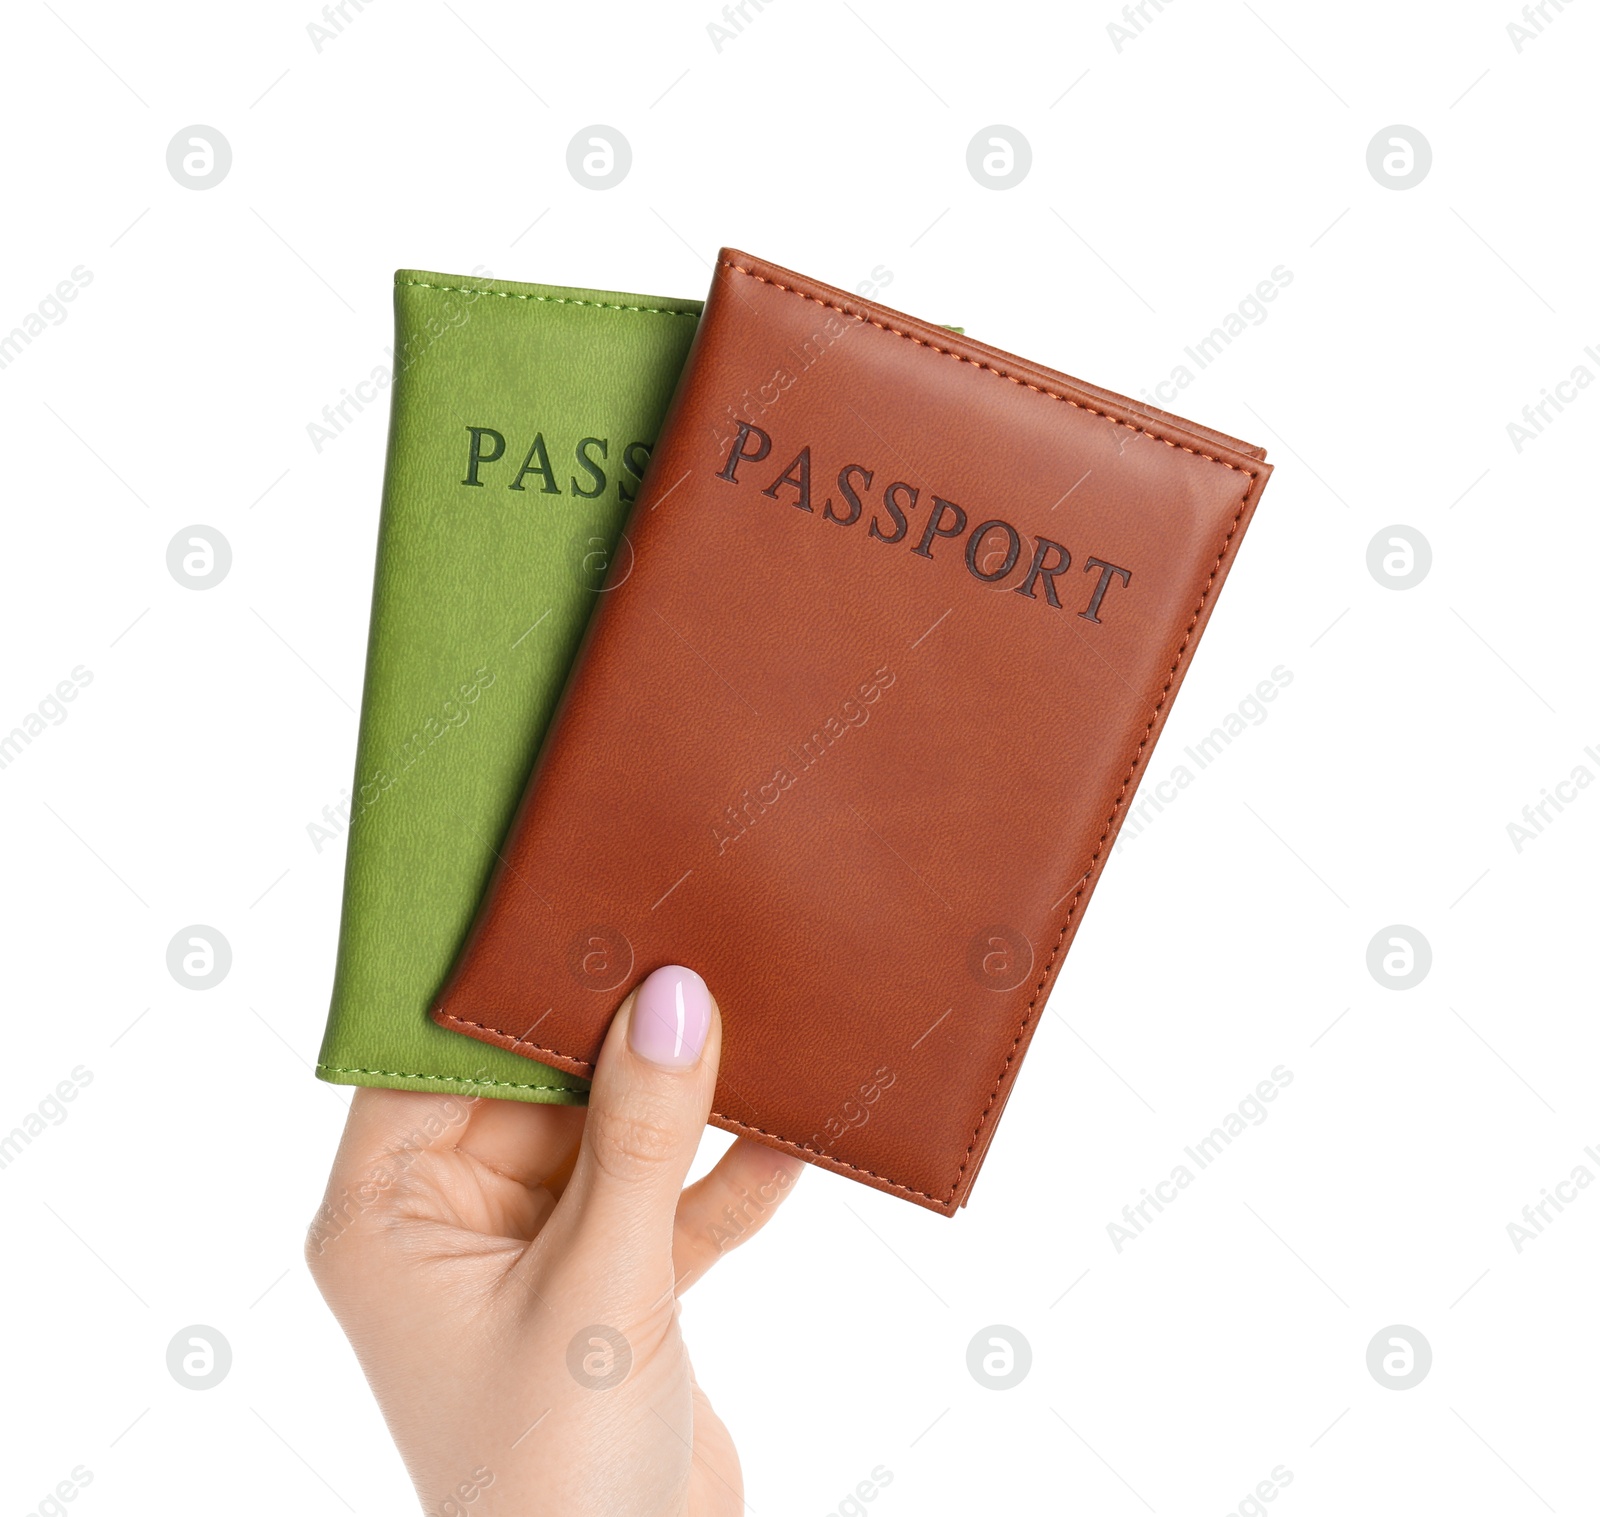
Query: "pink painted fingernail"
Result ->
[[629, 965, 711, 1069]]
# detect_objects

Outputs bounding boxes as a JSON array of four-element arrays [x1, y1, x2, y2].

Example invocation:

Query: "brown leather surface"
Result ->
[[431, 248, 1272, 1215]]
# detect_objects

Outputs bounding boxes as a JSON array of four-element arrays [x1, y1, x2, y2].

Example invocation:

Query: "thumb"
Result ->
[[561, 964, 720, 1254]]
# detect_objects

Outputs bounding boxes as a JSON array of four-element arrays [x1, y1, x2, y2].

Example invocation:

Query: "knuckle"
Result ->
[[302, 1193, 370, 1279], [585, 1101, 681, 1184], [302, 1210, 345, 1280]]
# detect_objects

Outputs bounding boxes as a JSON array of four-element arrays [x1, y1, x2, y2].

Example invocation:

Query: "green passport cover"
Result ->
[[316, 268, 701, 1101]]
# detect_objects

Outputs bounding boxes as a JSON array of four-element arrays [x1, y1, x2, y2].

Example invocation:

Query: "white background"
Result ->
[[3, 1, 1597, 1513]]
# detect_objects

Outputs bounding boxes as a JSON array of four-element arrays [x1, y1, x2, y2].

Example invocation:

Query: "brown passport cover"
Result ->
[[431, 249, 1272, 1215]]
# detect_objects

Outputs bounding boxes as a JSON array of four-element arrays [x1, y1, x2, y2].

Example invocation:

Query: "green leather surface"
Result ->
[[317, 268, 701, 1101]]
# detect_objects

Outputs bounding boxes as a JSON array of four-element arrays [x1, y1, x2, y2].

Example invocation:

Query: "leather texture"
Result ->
[[317, 268, 701, 1102], [431, 249, 1272, 1212]]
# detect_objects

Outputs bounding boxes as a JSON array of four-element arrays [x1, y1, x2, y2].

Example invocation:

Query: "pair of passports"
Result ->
[[318, 251, 1272, 1215]]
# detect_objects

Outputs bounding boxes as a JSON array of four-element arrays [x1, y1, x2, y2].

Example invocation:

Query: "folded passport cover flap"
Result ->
[[317, 268, 700, 1101], [431, 249, 1272, 1210]]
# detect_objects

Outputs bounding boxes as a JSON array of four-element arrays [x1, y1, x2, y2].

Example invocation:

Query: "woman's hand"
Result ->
[[306, 965, 803, 1516]]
